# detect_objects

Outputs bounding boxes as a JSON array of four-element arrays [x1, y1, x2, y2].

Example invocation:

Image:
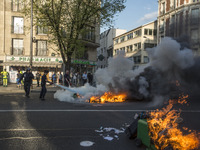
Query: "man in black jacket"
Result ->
[[20, 68, 34, 98], [40, 70, 50, 100]]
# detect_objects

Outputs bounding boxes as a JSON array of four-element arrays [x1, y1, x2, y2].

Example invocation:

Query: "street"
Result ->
[[0, 86, 199, 150]]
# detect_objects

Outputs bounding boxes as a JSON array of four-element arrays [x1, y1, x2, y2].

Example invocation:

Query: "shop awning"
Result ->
[[0, 62, 62, 68]]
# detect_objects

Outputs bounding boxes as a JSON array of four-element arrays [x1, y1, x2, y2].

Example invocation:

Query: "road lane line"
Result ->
[[0, 109, 198, 112]]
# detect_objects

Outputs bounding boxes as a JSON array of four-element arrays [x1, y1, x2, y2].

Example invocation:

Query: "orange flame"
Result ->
[[148, 95, 199, 150], [89, 92, 127, 103]]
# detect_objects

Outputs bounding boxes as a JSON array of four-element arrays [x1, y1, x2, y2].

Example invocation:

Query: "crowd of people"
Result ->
[[1, 68, 94, 100]]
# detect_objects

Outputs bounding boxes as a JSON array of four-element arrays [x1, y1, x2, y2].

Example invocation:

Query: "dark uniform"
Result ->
[[20, 69, 34, 98], [40, 72, 47, 100]]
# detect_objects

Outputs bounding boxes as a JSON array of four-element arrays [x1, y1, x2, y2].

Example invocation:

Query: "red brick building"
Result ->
[[158, 0, 200, 53]]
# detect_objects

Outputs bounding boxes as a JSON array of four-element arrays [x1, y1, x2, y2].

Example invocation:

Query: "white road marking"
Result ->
[[0, 109, 198, 112]]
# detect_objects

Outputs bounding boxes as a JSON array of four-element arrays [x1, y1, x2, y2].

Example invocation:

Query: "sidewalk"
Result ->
[[0, 83, 61, 93]]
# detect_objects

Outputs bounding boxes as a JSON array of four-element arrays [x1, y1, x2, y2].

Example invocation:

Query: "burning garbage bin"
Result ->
[[125, 112, 157, 150]]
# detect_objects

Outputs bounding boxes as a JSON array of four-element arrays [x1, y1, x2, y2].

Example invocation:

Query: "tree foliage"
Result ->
[[22, 0, 126, 71]]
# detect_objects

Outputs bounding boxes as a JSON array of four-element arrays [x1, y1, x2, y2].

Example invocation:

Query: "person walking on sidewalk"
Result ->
[[20, 68, 34, 98], [36, 72, 41, 87], [40, 70, 51, 100], [1, 69, 9, 87]]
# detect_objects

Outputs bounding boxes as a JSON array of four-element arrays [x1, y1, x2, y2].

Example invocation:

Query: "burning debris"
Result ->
[[125, 95, 199, 150], [147, 95, 199, 150], [89, 92, 127, 103]]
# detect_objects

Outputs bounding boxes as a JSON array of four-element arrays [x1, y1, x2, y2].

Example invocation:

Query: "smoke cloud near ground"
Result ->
[[55, 37, 199, 104]]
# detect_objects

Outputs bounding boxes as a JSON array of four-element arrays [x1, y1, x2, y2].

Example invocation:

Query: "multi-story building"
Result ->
[[158, 0, 200, 53], [0, 0, 99, 82], [113, 21, 157, 67], [97, 28, 127, 68]]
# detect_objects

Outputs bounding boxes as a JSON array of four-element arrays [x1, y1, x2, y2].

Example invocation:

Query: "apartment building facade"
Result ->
[[0, 0, 99, 82], [158, 0, 200, 54], [97, 28, 127, 68], [113, 21, 157, 67]]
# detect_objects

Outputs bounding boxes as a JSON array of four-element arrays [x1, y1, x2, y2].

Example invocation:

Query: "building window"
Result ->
[[149, 29, 153, 35], [12, 0, 24, 12], [120, 36, 125, 42], [144, 56, 149, 63], [134, 42, 141, 51], [37, 20, 48, 35], [191, 8, 199, 25], [126, 45, 133, 52], [144, 29, 154, 36], [12, 39, 24, 55], [144, 29, 148, 35], [127, 33, 133, 40], [191, 29, 199, 45], [134, 29, 141, 37], [83, 26, 95, 42], [133, 56, 141, 64], [12, 17, 24, 34], [37, 41, 47, 56], [115, 38, 119, 44]]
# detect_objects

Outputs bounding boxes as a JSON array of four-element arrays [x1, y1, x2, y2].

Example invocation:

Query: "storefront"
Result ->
[[1, 56, 62, 83]]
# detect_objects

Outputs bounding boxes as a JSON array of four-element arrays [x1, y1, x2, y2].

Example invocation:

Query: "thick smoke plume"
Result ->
[[55, 37, 199, 104]]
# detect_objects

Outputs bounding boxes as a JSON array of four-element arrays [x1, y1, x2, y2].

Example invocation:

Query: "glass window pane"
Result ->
[[13, 39, 23, 55], [12, 0, 18, 11], [14, 17, 24, 34]]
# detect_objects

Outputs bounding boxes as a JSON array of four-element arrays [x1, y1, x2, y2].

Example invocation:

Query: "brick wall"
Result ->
[[166, 17, 170, 36], [166, 0, 170, 12], [180, 0, 184, 5]]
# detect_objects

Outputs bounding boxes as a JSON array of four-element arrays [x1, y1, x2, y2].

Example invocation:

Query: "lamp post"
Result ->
[[30, 0, 33, 69]]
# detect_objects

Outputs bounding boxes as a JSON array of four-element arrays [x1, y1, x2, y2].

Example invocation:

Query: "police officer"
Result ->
[[1, 69, 9, 87], [20, 68, 34, 98], [40, 70, 50, 100]]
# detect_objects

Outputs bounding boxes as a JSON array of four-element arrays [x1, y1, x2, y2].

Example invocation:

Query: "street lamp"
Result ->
[[30, 0, 33, 69]]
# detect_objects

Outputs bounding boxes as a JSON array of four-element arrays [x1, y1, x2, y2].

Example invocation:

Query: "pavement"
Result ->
[[0, 83, 62, 93], [0, 84, 199, 150]]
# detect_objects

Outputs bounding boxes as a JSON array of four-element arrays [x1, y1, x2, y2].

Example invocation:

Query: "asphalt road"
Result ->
[[0, 90, 199, 150]]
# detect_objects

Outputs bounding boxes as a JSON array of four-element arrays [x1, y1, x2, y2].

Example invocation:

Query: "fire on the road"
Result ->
[[89, 92, 127, 103], [147, 95, 199, 150]]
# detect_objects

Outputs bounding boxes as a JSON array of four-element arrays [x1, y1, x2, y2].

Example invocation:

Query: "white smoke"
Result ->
[[54, 83, 108, 103], [138, 76, 149, 97], [55, 37, 196, 104], [147, 37, 194, 72]]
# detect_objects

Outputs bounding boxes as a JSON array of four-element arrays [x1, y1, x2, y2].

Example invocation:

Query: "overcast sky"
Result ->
[[101, 0, 158, 32]]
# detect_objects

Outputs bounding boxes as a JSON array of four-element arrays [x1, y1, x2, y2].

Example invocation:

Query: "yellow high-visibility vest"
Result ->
[[1, 71, 9, 79]]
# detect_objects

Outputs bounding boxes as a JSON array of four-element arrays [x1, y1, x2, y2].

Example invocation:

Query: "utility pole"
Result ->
[[30, 0, 33, 69]]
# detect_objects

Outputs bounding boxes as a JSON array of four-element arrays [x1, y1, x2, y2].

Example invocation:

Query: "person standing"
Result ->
[[59, 72, 63, 84], [20, 68, 34, 98], [1, 69, 9, 87], [36, 72, 41, 87], [52, 72, 57, 87], [64, 70, 70, 87], [40, 70, 49, 100], [87, 72, 93, 86], [82, 72, 87, 85], [16, 70, 22, 88]]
